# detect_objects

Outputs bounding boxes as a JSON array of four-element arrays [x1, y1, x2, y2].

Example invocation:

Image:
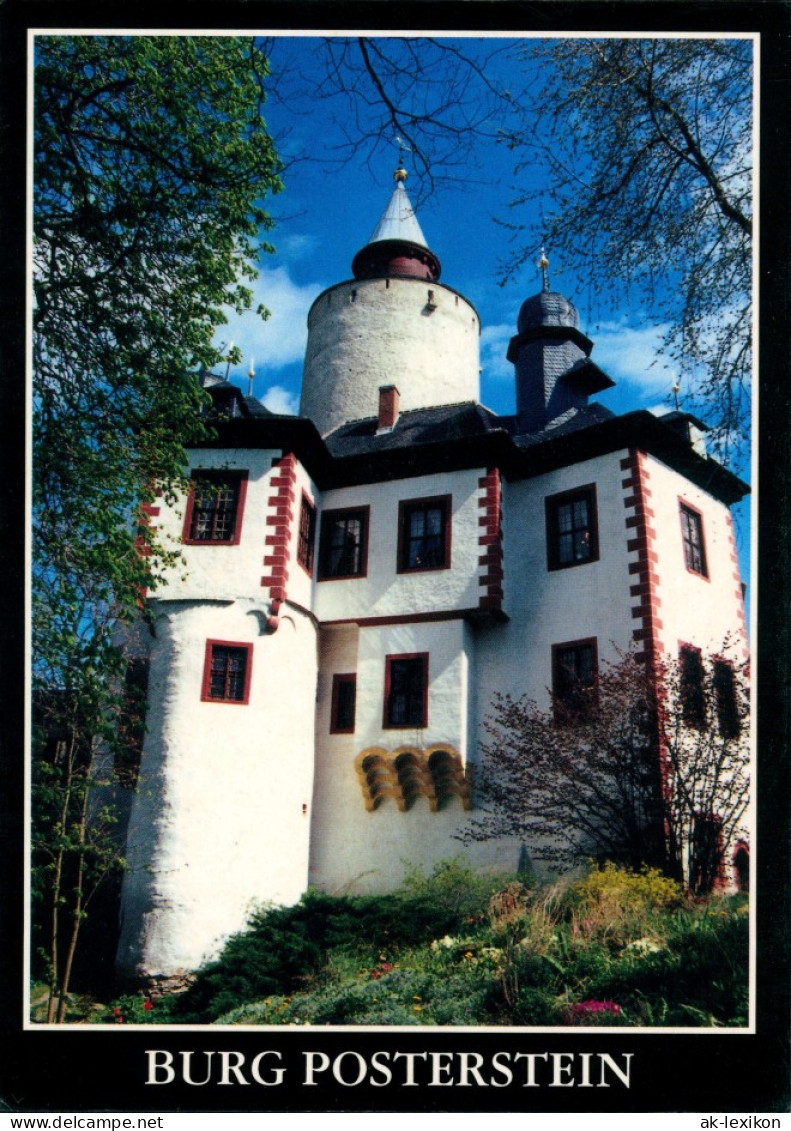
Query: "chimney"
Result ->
[[377, 384, 400, 431]]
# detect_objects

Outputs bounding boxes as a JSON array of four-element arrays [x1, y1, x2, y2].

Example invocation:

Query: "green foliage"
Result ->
[[501, 38, 752, 469], [146, 863, 749, 1029], [170, 864, 495, 1023], [32, 34, 283, 1023]]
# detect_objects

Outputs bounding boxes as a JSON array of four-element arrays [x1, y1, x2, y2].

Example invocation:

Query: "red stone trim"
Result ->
[[621, 450, 663, 665], [723, 512, 750, 660], [477, 468, 504, 613], [261, 453, 299, 632], [321, 609, 480, 629]]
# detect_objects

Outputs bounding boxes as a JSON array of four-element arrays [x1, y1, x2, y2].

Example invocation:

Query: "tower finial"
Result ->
[[394, 135, 411, 182], [538, 246, 550, 292], [248, 357, 255, 398]]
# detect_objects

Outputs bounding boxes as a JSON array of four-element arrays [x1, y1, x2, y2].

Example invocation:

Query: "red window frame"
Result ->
[[546, 484, 599, 571], [330, 673, 357, 734], [679, 499, 709, 579], [182, 469, 248, 546], [383, 653, 429, 729], [679, 642, 707, 730], [201, 640, 253, 705], [318, 506, 370, 581], [397, 495, 452, 574], [713, 658, 740, 738], [552, 637, 599, 725], [297, 491, 317, 576]]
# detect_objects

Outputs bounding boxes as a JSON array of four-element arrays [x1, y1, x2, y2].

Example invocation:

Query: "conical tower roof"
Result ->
[[351, 165, 441, 281], [367, 179, 429, 248]]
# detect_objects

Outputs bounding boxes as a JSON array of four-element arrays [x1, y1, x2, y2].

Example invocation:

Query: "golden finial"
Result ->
[[394, 164, 408, 183], [538, 246, 550, 291], [394, 135, 411, 182]]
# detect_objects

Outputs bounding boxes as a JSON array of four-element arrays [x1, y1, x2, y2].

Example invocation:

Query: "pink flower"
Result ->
[[143, 1000, 154, 1011]]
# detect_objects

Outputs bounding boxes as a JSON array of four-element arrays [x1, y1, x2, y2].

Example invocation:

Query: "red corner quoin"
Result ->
[[477, 468, 504, 612], [262, 453, 298, 631]]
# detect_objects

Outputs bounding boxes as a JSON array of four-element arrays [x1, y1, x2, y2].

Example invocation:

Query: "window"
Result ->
[[552, 639, 598, 725], [183, 470, 247, 545], [201, 641, 252, 705], [384, 654, 429, 728], [330, 673, 357, 733], [679, 644, 706, 729], [318, 507, 369, 580], [297, 494, 316, 574], [713, 659, 740, 738], [397, 496, 451, 573], [680, 502, 708, 577], [546, 485, 599, 570]]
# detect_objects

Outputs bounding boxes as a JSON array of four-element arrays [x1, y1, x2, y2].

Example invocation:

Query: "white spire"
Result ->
[[367, 179, 429, 250]]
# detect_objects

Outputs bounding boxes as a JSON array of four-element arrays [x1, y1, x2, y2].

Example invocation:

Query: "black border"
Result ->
[[3, 0, 789, 1114]]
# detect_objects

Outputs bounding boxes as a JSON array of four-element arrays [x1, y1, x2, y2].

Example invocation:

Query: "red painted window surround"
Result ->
[[297, 490, 317, 576], [397, 495, 452, 574], [330, 673, 357, 734], [678, 641, 707, 730], [546, 483, 599, 571], [201, 640, 253, 705], [383, 652, 429, 729], [679, 498, 709, 580], [318, 506, 370, 581], [552, 637, 599, 726], [182, 470, 248, 546]]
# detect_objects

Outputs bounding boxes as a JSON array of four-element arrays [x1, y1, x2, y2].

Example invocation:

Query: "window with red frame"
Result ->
[[201, 641, 252, 705], [183, 470, 247, 545], [679, 644, 706, 729], [552, 639, 598, 725], [398, 496, 451, 572], [680, 502, 708, 577], [713, 658, 740, 738], [297, 495, 316, 574], [384, 654, 428, 728], [330, 673, 357, 733], [546, 485, 599, 571], [318, 508, 369, 580]]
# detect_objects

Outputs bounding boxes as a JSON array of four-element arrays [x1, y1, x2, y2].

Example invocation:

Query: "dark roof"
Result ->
[[198, 385, 748, 506], [325, 402, 505, 458]]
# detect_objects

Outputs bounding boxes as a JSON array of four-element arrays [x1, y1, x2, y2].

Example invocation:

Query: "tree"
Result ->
[[32, 35, 283, 1020], [498, 38, 753, 470], [464, 649, 750, 892]]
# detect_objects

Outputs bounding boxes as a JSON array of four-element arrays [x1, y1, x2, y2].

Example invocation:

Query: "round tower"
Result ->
[[299, 166, 481, 436]]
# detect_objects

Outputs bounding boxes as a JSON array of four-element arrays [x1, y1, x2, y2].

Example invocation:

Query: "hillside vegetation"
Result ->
[[96, 861, 748, 1028]]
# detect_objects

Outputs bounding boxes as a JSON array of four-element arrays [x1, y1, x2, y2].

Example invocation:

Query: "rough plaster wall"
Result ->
[[640, 453, 748, 660], [312, 469, 483, 623], [152, 448, 281, 602], [300, 278, 481, 435], [308, 617, 521, 892], [116, 598, 318, 977]]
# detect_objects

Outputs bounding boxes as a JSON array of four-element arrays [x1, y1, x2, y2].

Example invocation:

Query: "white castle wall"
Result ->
[[117, 597, 318, 976], [639, 452, 748, 661], [300, 277, 481, 436], [312, 469, 483, 623]]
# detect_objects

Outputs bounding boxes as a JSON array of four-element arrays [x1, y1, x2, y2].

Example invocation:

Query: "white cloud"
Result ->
[[480, 322, 516, 382], [216, 266, 324, 373], [260, 384, 299, 416], [590, 319, 678, 398]]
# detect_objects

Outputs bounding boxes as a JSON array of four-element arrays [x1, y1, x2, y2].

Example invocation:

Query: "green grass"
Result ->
[[91, 861, 750, 1028]]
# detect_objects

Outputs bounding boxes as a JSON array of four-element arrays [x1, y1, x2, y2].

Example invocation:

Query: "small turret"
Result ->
[[507, 250, 613, 432]]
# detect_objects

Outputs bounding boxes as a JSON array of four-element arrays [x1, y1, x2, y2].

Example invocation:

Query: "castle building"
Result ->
[[116, 167, 749, 978]]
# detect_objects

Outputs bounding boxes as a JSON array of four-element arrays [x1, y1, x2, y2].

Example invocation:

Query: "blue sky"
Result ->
[[213, 35, 750, 608]]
